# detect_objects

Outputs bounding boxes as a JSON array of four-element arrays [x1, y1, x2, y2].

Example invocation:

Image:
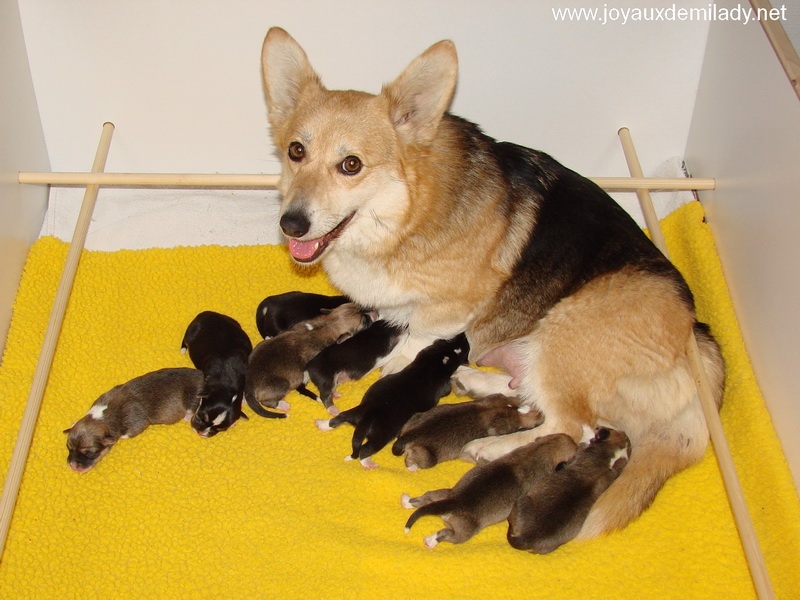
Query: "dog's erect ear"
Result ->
[[261, 27, 324, 134], [382, 40, 458, 145]]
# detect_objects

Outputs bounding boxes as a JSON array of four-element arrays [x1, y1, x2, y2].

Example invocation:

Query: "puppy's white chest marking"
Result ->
[[610, 446, 629, 468], [88, 404, 107, 420]]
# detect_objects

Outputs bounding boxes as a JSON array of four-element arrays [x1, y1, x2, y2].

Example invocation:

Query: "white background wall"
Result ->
[[687, 3, 800, 487], [0, 0, 49, 358], [18, 0, 710, 179]]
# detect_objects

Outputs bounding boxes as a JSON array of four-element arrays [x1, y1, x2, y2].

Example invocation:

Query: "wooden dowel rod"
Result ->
[[0, 122, 115, 563], [618, 127, 775, 600], [17, 171, 715, 192]]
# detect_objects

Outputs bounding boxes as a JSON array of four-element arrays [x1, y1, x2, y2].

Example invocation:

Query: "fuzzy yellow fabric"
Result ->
[[1, 201, 798, 599]]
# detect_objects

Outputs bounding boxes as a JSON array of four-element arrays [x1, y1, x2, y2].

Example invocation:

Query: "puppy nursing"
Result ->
[[65, 367, 204, 472], [245, 302, 376, 418], [403, 433, 578, 548], [392, 394, 543, 470], [317, 334, 469, 468], [507, 428, 631, 554]]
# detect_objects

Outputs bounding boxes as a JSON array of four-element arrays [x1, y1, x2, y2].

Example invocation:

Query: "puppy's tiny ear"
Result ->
[[594, 428, 611, 442], [239, 411, 249, 421], [101, 435, 116, 447], [63, 428, 72, 435], [335, 332, 353, 344]]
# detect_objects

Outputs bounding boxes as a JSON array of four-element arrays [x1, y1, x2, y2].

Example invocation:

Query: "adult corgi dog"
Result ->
[[261, 27, 725, 539]]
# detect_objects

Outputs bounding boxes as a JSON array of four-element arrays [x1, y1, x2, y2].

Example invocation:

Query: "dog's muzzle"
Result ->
[[283, 211, 356, 263]]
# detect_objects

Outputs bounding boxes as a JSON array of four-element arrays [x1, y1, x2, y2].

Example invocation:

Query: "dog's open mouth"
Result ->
[[288, 212, 356, 263]]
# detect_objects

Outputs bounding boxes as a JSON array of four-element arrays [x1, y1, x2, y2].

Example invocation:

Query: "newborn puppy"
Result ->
[[402, 433, 578, 548], [506, 427, 631, 554], [181, 311, 252, 437], [305, 320, 405, 416], [255, 291, 349, 339], [245, 302, 376, 418], [316, 334, 470, 468], [392, 394, 544, 470], [64, 367, 204, 472]]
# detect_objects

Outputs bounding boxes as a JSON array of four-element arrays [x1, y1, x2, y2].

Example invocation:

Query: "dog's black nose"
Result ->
[[280, 210, 311, 238]]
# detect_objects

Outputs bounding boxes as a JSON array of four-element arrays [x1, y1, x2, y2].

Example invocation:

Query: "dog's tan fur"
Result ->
[[261, 27, 725, 539]]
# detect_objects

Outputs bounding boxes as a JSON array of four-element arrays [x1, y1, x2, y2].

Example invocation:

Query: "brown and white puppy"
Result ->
[[64, 367, 204, 472], [261, 28, 725, 537], [391, 394, 543, 470], [181, 311, 252, 437], [506, 427, 631, 554], [402, 433, 577, 548], [244, 302, 375, 418]]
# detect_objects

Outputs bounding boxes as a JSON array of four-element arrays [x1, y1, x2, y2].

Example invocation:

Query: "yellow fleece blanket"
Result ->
[[1, 202, 798, 599]]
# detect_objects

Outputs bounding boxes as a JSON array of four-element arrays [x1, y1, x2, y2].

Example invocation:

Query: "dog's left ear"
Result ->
[[382, 40, 458, 146]]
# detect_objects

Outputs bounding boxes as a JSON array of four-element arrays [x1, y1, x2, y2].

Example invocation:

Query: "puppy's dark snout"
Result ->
[[594, 427, 611, 441], [280, 210, 311, 238]]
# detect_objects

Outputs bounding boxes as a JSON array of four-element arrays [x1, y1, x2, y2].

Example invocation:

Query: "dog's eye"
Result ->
[[339, 156, 363, 175], [288, 142, 305, 162]]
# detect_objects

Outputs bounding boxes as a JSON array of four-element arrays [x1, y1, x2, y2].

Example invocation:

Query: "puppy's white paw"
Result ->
[[400, 493, 414, 509], [316, 419, 333, 431], [360, 457, 378, 469], [424, 533, 440, 549], [461, 437, 510, 464]]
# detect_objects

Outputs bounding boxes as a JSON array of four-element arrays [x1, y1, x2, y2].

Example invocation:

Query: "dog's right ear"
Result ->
[[382, 40, 458, 146], [261, 27, 324, 134]]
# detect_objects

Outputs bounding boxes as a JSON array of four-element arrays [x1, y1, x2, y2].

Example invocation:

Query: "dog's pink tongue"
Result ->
[[288, 237, 321, 261]]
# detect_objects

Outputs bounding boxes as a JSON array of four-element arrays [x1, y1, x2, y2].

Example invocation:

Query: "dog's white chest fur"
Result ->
[[323, 251, 416, 324]]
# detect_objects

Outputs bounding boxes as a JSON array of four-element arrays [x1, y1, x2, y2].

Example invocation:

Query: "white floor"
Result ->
[[39, 158, 694, 250]]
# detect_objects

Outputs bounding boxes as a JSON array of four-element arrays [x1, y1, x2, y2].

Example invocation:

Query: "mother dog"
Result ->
[[261, 27, 724, 539]]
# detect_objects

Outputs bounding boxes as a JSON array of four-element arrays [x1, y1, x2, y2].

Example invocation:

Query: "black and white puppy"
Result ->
[[306, 320, 405, 416], [392, 394, 544, 470], [255, 291, 349, 339], [181, 311, 252, 437], [506, 427, 631, 554], [64, 367, 204, 472], [316, 333, 469, 468]]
